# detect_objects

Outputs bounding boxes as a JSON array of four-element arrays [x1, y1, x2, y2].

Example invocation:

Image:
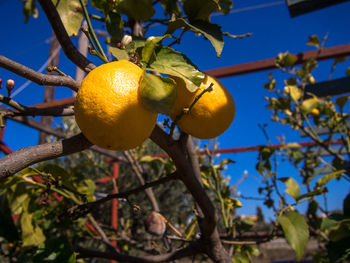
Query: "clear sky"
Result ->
[[1, 0, 350, 220]]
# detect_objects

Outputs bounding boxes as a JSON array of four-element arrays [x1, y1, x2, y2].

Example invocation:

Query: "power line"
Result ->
[[212, 1, 285, 16], [10, 46, 61, 99]]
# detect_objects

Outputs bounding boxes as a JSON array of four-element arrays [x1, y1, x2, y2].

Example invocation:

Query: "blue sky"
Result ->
[[1, 0, 350, 220]]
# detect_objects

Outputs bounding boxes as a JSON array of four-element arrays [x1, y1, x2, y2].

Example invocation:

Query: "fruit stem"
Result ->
[[169, 83, 214, 138], [79, 0, 108, 63], [47, 66, 66, 76]]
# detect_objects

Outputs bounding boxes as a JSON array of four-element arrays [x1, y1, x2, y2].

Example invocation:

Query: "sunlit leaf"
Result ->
[[109, 46, 129, 60], [264, 73, 276, 91], [148, 46, 205, 92], [141, 35, 172, 65], [316, 170, 345, 187], [52, 0, 86, 36], [276, 52, 296, 68], [279, 177, 300, 199], [287, 85, 303, 101], [301, 97, 320, 113], [20, 212, 45, 247], [307, 35, 320, 47], [139, 72, 177, 115], [23, 0, 38, 22], [278, 211, 309, 261], [296, 187, 327, 201]]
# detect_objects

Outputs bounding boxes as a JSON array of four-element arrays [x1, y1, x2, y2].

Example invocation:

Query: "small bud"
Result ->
[[144, 211, 166, 236], [116, 42, 122, 48], [0, 78, 3, 89], [6, 79, 14, 97], [121, 35, 132, 48], [88, 46, 96, 55]]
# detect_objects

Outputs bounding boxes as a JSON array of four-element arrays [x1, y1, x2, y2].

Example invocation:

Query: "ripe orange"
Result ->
[[170, 75, 235, 139], [74, 60, 158, 151]]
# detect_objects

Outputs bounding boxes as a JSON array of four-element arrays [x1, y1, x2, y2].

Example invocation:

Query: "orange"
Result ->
[[170, 75, 235, 139], [74, 60, 157, 151]]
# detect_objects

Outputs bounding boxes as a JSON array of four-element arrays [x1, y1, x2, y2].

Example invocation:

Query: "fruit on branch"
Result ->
[[170, 75, 235, 139], [144, 211, 166, 236], [74, 60, 157, 151]]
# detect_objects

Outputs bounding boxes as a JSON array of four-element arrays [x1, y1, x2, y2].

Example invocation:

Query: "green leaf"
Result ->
[[328, 219, 350, 242], [139, 155, 166, 163], [301, 97, 319, 113], [321, 217, 339, 232], [109, 47, 129, 60], [160, 0, 182, 16], [316, 170, 345, 187], [276, 52, 296, 68], [105, 11, 124, 42], [32, 238, 76, 262], [141, 35, 172, 65], [148, 46, 205, 92], [182, 0, 219, 21], [20, 212, 46, 247], [23, 0, 38, 22], [334, 56, 348, 65], [264, 73, 276, 91], [288, 85, 303, 101], [37, 163, 72, 188], [140, 72, 177, 115], [166, 18, 224, 57], [116, 0, 155, 21], [0, 195, 19, 243], [307, 35, 320, 47], [277, 211, 309, 261], [336, 96, 349, 110], [296, 187, 327, 201], [279, 177, 300, 199], [52, 0, 86, 36]]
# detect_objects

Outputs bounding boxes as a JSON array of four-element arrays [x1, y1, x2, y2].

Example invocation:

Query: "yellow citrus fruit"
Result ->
[[74, 60, 157, 151], [170, 75, 235, 139]]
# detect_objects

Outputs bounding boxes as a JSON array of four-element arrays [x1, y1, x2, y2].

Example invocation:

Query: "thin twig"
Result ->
[[0, 55, 79, 91], [170, 83, 214, 137]]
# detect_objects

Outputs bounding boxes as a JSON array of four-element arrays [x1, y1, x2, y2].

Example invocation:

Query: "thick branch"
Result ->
[[76, 241, 199, 262], [0, 133, 92, 179], [38, 0, 96, 72], [150, 126, 231, 262], [0, 55, 79, 91]]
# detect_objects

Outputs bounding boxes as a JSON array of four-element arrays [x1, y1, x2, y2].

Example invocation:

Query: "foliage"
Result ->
[[258, 36, 350, 261], [0, 0, 348, 262]]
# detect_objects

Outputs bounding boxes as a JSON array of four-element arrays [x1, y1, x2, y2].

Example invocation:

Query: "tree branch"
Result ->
[[123, 150, 160, 212], [69, 172, 178, 214], [0, 55, 79, 91], [0, 133, 92, 179], [37, 0, 96, 72], [150, 125, 231, 262]]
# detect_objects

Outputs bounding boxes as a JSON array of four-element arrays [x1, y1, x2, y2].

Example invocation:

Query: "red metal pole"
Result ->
[[205, 43, 350, 78], [0, 123, 13, 155], [111, 161, 119, 263]]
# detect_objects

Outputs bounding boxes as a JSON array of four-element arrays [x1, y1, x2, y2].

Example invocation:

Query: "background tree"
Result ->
[[0, 1, 349, 263]]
